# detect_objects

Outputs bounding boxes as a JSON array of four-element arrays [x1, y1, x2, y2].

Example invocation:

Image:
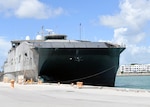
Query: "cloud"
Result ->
[[100, 0, 150, 30], [113, 27, 128, 44], [0, 37, 11, 71], [0, 0, 20, 16], [0, 0, 65, 19], [121, 45, 150, 64], [99, 0, 150, 64]]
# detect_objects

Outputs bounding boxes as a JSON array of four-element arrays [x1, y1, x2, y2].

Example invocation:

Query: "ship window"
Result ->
[[25, 53, 27, 56], [11, 59, 13, 65], [19, 55, 21, 63]]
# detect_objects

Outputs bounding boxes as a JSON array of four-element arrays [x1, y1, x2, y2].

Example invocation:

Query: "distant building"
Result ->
[[119, 64, 150, 73]]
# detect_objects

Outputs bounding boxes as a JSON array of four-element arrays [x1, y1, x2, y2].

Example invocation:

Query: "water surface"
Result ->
[[115, 75, 150, 90]]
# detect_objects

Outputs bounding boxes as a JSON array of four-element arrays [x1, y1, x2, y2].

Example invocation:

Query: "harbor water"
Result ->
[[115, 75, 150, 90]]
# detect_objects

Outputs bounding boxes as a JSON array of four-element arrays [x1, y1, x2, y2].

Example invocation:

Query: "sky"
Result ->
[[1, 0, 150, 70]]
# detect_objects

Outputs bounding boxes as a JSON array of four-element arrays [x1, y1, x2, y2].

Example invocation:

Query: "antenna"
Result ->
[[41, 26, 44, 36], [45, 29, 53, 35], [80, 23, 82, 40]]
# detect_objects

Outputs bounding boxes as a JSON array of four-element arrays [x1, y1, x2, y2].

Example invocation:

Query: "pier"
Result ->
[[0, 82, 150, 107]]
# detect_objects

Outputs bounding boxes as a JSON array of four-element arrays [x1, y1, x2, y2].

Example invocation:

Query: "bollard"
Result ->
[[30, 78, 33, 84], [38, 79, 43, 84], [10, 79, 15, 88], [76, 82, 83, 88], [71, 83, 74, 86], [58, 82, 60, 85]]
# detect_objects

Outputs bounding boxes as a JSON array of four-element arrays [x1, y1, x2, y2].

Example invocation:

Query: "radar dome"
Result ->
[[36, 35, 43, 40], [26, 36, 30, 40]]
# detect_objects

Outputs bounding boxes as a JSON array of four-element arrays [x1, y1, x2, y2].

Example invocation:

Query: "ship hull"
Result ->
[[39, 48, 121, 86], [3, 39, 125, 87]]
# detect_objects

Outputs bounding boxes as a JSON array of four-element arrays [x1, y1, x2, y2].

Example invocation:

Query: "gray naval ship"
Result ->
[[3, 29, 125, 86]]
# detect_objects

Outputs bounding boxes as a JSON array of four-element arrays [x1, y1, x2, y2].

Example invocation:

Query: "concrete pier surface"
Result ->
[[0, 82, 150, 107]]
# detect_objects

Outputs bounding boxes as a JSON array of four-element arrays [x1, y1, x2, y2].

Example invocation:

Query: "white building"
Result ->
[[119, 64, 150, 73]]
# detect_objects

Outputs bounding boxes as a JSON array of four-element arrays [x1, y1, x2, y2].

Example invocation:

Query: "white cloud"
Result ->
[[99, 0, 150, 64], [113, 27, 128, 44], [0, 37, 10, 55], [0, 0, 65, 19], [100, 0, 150, 30], [121, 45, 150, 64], [0, 0, 20, 17], [0, 37, 11, 71]]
